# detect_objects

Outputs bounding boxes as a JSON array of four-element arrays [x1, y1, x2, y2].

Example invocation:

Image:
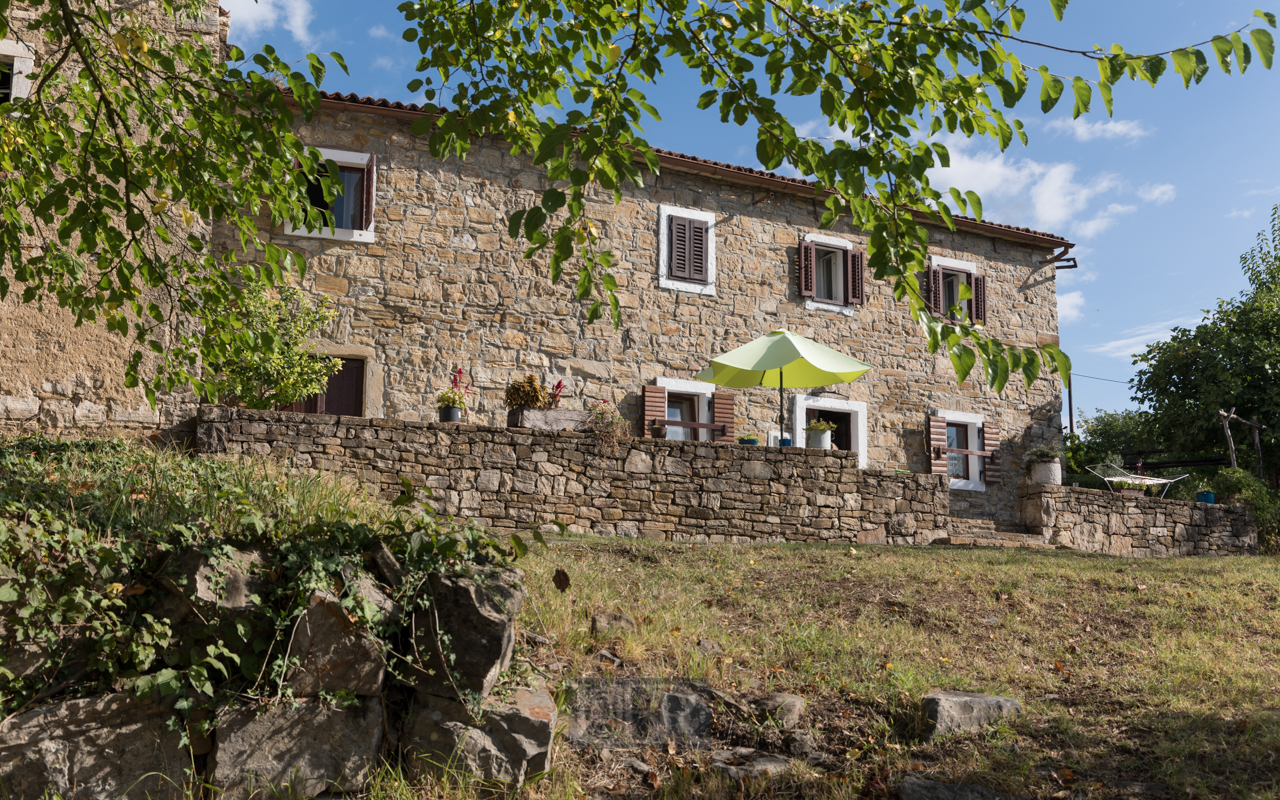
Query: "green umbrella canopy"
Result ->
[[694, 330, 874, 389]]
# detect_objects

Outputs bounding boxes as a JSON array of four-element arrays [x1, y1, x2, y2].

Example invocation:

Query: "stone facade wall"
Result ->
[[1020, 484, 1257, 557], [197, 408, 951, 545], [212, 103, 1063, 529]]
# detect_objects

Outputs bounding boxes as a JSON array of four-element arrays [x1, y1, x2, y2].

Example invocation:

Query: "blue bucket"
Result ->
[[1196, 491, 1215, 504]]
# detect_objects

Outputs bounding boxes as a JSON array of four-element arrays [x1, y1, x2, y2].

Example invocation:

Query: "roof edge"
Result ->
[[314, 93, 1073, 250]]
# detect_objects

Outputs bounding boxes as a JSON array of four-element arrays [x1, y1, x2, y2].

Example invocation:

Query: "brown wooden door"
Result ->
[[277, 358, 365, 417]]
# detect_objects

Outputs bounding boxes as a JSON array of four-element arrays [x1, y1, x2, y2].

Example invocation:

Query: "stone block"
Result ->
[[413, 568, 524, 698], [210, 698, 383, 798], [0, 693, 187, 800], [922, 690, 1021, 739], [286, 591, 386, 697]]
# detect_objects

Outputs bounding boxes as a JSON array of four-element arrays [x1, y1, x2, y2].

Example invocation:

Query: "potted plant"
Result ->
[[1113, 480, 1146, 498], [805, 419, 837, 450], [737, 431, 760, 446], [1024, 446, 1062, 485], [437, 368, 470, 423], [504, 375, 590, 431]]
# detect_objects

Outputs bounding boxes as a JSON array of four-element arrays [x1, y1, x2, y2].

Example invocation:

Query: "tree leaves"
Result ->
[[1253, 29, 1276, 69]]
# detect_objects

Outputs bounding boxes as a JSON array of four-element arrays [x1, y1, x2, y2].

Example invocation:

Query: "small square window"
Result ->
[[941, 271, 970, 322], [307, 165, 367, 231], [666, 393, 700, 442], [0, 62, 12, 105]]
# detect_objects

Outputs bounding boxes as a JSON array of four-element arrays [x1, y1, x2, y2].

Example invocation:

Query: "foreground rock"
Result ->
[[754, 692, 805, 729], [922, 690, 1021, 739], [709, 748, 790, 781], [403, 682, 557, 784], [590, 612, 636, 636], [0, 693, 187, 800], [210, 698, 383, 798], [286, 592, 386, 697], [159, 547, 267, 619], [413, 568, 524, 698], [562, 680, 716, 748], [900, 777, 1027, 800]]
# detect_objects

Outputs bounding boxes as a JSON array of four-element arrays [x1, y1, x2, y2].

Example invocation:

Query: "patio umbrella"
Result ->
[[694, 330, 873, 440]]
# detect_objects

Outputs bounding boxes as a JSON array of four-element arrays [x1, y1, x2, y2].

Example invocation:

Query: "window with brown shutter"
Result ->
[[981, 420, 1001, 483], [972, 273, 988, 325], [668, 216, 709, 284], [711, 392, 735, 442], [799, 241, 816, 298], [277, 358, 365, 417], [926, 414, 949, 475], [641, 385, 668, 438], [362, 153, 376, 231], [845, 249, 866, 306]]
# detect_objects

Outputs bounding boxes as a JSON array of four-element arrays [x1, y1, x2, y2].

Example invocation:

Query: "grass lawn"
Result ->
[[516, 537, 1280, 800]]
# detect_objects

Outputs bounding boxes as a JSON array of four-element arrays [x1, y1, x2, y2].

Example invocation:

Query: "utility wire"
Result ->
[[1070, 373, 1130, 385]]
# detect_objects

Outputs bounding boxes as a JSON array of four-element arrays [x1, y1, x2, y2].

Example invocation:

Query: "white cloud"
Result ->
[[1058, 291, 1085, 323], [1227, 208, 1256, 219], [795, 120, 855, 144], [1086, 316, 1203, 359], [1056, 268, 1098, 287], [1246, 185, 1280, 196], [368, 24, 393, 38], [223, 0, 315, 46], [373, 56, 396, 71], [1043, 118, 1150, 142], [1075, 203, 1137, 238], [1137, 183, 1177, 204]]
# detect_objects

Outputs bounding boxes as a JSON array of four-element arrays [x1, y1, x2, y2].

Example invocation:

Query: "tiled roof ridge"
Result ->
[[313, 90, 1071, 247]]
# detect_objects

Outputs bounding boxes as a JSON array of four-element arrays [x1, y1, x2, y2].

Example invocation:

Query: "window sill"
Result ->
[[804, 299, 858, 317], [950, 478, 986, 492], [659, 276, 716, 296], [282, 223, 375, 244]]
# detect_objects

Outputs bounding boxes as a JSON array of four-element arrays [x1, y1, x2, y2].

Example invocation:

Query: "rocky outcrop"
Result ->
[[0, 693, 188, 800], [286, 592, 386, 697], [412, 568, 524, 698]]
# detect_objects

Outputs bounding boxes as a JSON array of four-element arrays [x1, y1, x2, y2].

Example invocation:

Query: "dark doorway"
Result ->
[[278, 358, 365, 416], [805, 408, 853, 451]]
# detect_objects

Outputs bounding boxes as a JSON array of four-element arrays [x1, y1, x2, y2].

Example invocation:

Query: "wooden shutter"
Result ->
[[642, 385, 667, 438], [926, 414, 949, 475], [799, 241, 816, 298], [689, 220, 709, 284], [928, 264, 943, 313], [669, 217, 691, 280], [326, 358, 366, 417], [845, 249, 865, 306], [362, 153, 376, 231], [711, 392, 735, 443], [972, 273, 988, 325], [982, 419, 1002, 484]]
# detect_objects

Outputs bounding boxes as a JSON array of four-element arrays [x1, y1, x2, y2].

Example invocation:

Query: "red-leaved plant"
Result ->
[[548, 379, 566, 408]]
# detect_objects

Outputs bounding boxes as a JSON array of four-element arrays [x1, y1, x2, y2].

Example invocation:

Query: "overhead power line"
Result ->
[[1070, 373, 1129, 385]]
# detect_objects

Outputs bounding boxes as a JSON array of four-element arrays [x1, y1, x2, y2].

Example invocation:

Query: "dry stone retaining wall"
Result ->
[[197, 408, 951, 546], [1020, 484, 1257, 557]]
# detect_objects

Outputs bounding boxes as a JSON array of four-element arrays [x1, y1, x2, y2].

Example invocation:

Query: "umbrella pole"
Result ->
[[778, 368, 785, 444]]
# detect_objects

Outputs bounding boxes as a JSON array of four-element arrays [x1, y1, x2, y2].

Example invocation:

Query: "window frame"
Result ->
[[656, 377, 715, 441], [802, 233, 860, 317], [0, 40, 34, 103], [284, 147, 377, 244], [932, 408, 986, 492], [931, 255, 978, 322], [789, 394, 868, 468], [945, 422, 969, 480], [658, 204, 717, 296]]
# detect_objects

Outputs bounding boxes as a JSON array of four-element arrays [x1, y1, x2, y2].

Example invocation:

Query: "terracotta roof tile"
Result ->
[[314, 90, 1070, 247]]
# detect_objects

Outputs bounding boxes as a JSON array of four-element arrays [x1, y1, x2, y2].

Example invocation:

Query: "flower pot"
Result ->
[[1196, 491, 1215, 504], [806, 430, 833, 450], [738, 438, 759, 446], [439, 405, 463, 423], [507, 407, 591, 432], [1029, 459, 1062, 485], [780, 437, 792, 448]]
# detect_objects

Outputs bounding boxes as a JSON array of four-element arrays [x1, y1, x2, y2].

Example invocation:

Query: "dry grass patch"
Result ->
[[515, 538, 1280, 799]]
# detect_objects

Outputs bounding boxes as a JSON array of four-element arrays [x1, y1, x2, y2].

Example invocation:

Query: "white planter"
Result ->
[[1030, 459, 1062, 485], [806, 430, 832, 450]]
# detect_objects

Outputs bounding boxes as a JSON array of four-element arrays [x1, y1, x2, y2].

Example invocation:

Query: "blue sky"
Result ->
[[221, 0, 1280, 425]]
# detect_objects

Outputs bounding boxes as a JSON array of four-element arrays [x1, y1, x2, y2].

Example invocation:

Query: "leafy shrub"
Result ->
[[804, 419, 837, 432], [588, 400, 631, 454], [0, 436, 535, 724], [1210, 468, 1280, 552], [504, 374, 550, 409], [1024, 445, 1060, 465]]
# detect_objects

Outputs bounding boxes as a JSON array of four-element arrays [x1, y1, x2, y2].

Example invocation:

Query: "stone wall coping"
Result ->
[[1020, 483, 1235, 511]]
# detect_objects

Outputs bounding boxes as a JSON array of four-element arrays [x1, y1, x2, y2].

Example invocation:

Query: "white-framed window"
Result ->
[[933, 408, 985, 492], [801, 233, 863, 316], [790, 394, 868, 468], [656, 377, 715, 442], [658, 204, 716, 296], [0, 40, 34, 104], [284, 147, 377, 244]]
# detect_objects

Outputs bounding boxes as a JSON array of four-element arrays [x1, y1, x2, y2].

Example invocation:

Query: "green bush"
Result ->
[[1208, 468, 1280, 553], [0, 435, 533, 723]]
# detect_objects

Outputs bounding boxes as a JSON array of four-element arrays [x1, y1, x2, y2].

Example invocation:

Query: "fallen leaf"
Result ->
[[1053, 661, 1065, 672], [552, 568, 571, 593], [644, 771, 660, 789], [122, 584, 147, 597], [1054, 767, 1077, 787]]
